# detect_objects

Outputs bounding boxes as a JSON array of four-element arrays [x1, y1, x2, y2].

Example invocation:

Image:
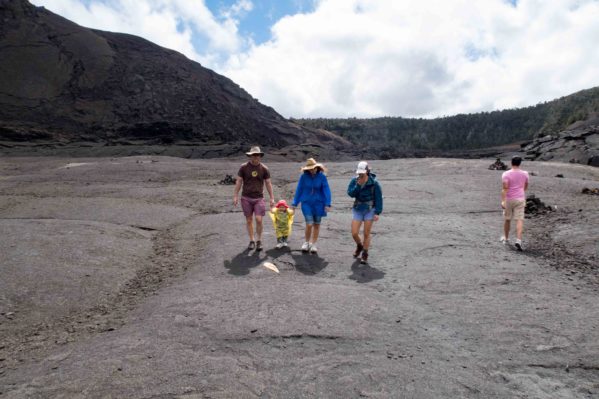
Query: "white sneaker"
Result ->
[[310, 244, 318, 254], [515, 239, 523, 251], [282, 241, 288, 247], [500, 236, 509, 245], [301, 242, 310, 252], [276, 242, 284, 249]]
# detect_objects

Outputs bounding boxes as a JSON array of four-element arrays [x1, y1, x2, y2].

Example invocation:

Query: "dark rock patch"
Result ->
[[581, 187, 599, 196], [488, 158, 507, 170], [522, 122, 599, 166], [525, 194, 554, 216]]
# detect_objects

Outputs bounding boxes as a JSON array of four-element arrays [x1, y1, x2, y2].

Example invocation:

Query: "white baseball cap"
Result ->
[[355, 161, 368, 175]]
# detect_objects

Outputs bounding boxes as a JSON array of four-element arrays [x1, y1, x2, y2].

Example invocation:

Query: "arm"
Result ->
[[233, 176, 242, 206], [322, 175, 332, 210], [347, 177, 360, 198], [374, 181, 383, 216], [501, 180, 509, 209], [292, 174, 304, 207], [265, 178, 275, 208]]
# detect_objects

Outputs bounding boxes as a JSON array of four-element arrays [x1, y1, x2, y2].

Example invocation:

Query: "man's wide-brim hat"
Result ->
[[246, 146, 264, 156], [301, 157, 326, 171]]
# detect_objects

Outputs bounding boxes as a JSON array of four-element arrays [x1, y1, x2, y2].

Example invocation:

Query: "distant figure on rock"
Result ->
[[291, 158, 332, 254], [489, 158, 507, 170], [501, 156, 529, 251], [233, 146, 275, 251], [347, 161, 383, 264]]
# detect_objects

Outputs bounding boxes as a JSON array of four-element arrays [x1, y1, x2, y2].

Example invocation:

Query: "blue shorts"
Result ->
[[352, 208, 376, 221], [301, 202, 324, 225]]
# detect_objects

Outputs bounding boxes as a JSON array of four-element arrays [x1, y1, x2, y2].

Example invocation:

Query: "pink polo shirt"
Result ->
[[502, 169, 529, 201]]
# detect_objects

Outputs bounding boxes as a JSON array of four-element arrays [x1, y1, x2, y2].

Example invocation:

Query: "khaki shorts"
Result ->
[[504, 199, 525, 220]]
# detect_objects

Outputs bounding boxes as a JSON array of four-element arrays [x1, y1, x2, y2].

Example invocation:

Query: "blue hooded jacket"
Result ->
[[347, 172, 383, 215], [292, 171, 332, 214]]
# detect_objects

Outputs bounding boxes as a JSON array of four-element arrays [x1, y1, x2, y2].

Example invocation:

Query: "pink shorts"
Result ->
[[240, 196, 266, 217]]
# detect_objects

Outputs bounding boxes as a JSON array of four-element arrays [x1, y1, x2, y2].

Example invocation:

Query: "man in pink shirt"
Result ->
[[501, 156, 529, 251]]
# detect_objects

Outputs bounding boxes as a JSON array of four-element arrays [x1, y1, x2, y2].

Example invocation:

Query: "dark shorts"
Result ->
[[240, 196, 266, 217]]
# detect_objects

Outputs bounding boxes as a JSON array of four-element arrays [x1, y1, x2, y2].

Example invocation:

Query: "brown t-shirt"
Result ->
[[238, 161, 271, 198]]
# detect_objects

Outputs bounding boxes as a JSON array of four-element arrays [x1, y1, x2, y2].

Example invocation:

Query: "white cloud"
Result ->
[[221, 0, 599, 118], [31, 0, 599, 118], [30, 0, 246, 64]]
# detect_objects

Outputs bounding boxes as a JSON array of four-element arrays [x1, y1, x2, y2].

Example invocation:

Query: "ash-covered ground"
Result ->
[[0, 156, 598, 398]]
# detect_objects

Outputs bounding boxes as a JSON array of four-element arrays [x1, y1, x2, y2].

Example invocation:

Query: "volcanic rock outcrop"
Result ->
[[521, 116, 599, 166], [0, 0, 350, 158]]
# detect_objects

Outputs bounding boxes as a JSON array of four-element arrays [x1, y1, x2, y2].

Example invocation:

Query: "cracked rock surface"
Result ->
[[0, 156, 598, 398]]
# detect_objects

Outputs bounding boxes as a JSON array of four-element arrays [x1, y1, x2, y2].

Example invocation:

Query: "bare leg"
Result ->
[[363, 220, 374, 250], [311, 224, 320, 244], [255, 215, 263, 241], [516, 220, 524, 241], [351, 220, 363, 244], [503, 220, 511, 239], [305, 224, 313, 243], [245, 216, 254, 241]]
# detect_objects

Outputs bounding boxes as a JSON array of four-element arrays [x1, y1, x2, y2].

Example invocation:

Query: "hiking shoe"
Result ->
[[248, 241, 256, 250], [360, 250, 369, 264], [301, 242, 310, 252], [310, 244, 318, 254], [515, 239, 523, 251], [276, 241, 284, 249], [353, 243, 364, 258], [255, 241, 263, 251], [282, 239, 289, 247], [500, 236, 509, 245]]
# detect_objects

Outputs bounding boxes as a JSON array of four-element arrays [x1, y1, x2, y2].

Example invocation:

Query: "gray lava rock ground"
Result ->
[[0, 157, 598, 398]]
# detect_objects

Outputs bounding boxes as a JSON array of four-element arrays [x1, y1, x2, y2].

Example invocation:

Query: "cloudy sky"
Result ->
[[31, 0, 599, 118]]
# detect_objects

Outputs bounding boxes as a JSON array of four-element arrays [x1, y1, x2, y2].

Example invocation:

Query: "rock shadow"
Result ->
[[290, 252, 329, 275], [349, 259, 385, 283], [223, 250, 263, 276]]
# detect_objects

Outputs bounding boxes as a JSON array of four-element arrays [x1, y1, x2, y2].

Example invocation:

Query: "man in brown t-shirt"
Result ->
[[233, 146, 275, 251]]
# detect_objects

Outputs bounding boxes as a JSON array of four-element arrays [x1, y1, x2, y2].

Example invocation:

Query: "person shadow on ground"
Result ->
[[290, 251, 329, 275], [349, 259, 385, 283], [223, 249, 263, 276]]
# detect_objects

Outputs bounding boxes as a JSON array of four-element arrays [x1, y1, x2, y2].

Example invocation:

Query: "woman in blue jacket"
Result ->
[[292, 158, 332, 254], [347, 161, 383, 264]]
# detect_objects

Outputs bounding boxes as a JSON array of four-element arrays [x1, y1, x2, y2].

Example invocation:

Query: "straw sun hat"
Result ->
[[301, 157, 326, 172]]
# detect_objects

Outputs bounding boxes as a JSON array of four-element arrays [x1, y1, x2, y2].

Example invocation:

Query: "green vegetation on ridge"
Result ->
[[294, 87, 599, 157]]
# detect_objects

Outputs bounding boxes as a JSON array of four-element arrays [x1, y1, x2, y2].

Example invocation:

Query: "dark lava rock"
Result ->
[[525, 194, 554, 216], [521, 118, 599, 166], [0, 0, 351, 158], [488, 158, 507, 170], [218, 175, 236, 185], [581, 187, 599, 196]]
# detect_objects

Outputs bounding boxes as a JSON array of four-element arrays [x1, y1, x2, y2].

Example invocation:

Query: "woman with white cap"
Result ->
[[347, 161, 383, 264], [291, 158, 332, 254]]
